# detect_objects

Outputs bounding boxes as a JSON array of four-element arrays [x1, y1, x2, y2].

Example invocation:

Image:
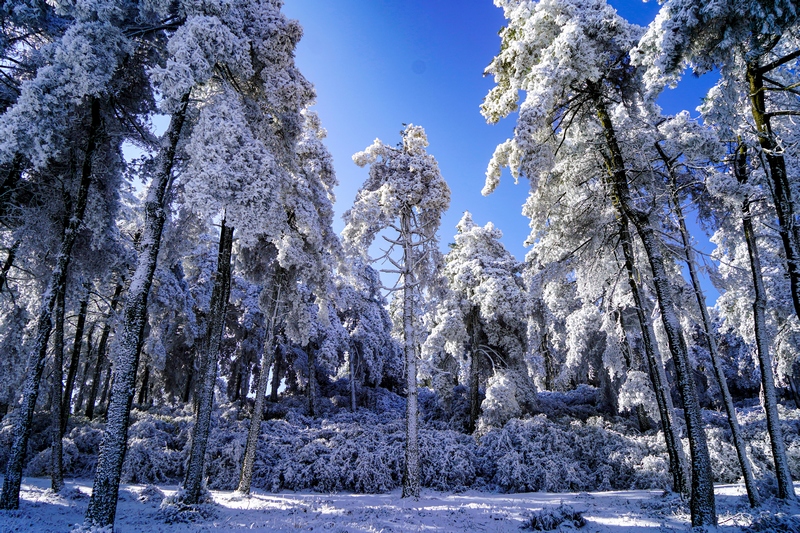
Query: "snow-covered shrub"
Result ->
[[479, 372, 521, 431], [138, 484, 165, 505], [705, 427, 743, 483], [745, 511, 800, 532], [158, 488, 218, 524], [536, 385, 602, 420], [121, 414, 187, 484], [419, 430, 477, 491], [521, 503, 585, 530], [478, 415, 663, 492]]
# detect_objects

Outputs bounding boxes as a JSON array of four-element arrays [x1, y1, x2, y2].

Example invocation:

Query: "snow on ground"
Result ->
[[0, 477, 797, 532]]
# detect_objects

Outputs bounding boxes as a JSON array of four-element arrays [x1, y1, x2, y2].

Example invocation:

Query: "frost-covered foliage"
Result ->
[[424, 212, 534, 431], [11, 390, 794, 495], [521, 503, 586, 531]]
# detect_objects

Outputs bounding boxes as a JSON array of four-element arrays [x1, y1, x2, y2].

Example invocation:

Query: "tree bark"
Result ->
[[592, 88, 715, 526], [85, 93, 190, 528], [0, 98, 101, 510], [349, 345, 357, 412], [734, 145, 796, 501], [85, 282, 123, 420], [50, 287, 66, 493], [183, 220, 234, 504], [401, 207, 420, 499], [468, 307, 481, 434], [307, 344, 317, 417], [660, 143, 759, 506], [747, 63, 800, 321], [0, 240, 20, 294], [61, 290, 89, 436], [237, 271, 281, 495], [269, 350, 281, 402], [74, 324, 96, 415]]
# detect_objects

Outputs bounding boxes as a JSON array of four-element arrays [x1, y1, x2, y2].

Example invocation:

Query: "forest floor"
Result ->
[[0, 477, 798, 532]]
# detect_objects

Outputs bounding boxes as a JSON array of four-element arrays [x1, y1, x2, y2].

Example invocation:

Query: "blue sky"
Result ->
[[282, 0, 719, 292]]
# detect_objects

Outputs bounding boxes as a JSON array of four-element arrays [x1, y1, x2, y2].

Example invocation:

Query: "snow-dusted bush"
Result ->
[[121, 411, 191, 484], [157, 487, 218, 524], [478, 415, 665, 492], [138, 484, 165, 505], [521, 503, 585, 531]]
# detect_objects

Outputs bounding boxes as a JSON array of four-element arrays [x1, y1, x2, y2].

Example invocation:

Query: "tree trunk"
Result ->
[[74, 325, 96, 415], [98, 365, 112, 417], [0, 98, 101, 510], [307, 345, 317, 417], [269, 350, 281, 402], [349, 345, 357, 412], [619, 214, 688, 496], [85, 282, 123, 419], [0, 240, 20, 294], [468, 307, 481, 433], [661, 143, 759, 506], [137, 365, 150, 406], [592, 88, 715, 526], [401, 208, 420, 499], [85, 93, 190, 528], [237, 273, 281, 495], [61, 291, 89, 436], [183, 221, 234, 504], [735, 145, 796, 501], [747, 63, 800, 321], [51, 288, 66, 493]]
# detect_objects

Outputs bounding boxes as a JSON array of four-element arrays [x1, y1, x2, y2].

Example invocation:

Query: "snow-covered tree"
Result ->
[[343, 124, 450, 498], [424, 212, 533, 432], [481, 0, 715, 524]]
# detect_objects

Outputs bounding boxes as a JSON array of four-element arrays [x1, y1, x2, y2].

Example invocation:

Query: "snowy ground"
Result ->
[[0, 477, 798, 532]]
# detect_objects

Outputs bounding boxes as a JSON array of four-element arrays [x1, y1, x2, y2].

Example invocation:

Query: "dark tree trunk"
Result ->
[[591, 88, 715, 526], [0, 98, 101, 510], [183, 221, 234, 505], [61, 290, 89, 436], [85, 282, 123, 420], [137, 365, 150, 406], [237, 271, 282, 495], [51, 288, 66, 493], [74, 325, 96, 415], [85, 93, 191, 529], [660, 143, 759, 506], [468, 308, 481, 433], [734, 145, 796, 502], [747, 63, 800, 322], [269, 351, 281, 402], [307, 345, 317, 417], [0, 240, 20, 294]]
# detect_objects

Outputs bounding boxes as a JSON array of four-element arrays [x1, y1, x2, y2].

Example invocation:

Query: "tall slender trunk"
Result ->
[[401, 207, 420, 499], [747, 63, 800, 320], [50, 288, 66, 492], [183, 221, 234, 504], [61, 291, 89, 435], [0, 98, 101, 510], [734, 145, 796, 501], [0, 154, 23, 222], [0, 240, 20, 294], [591, 87, 715, 526], [85, 93, 191, 528], [619, 214, 688, 496], [98, 366, 112, 417], [349, 345, 357, 412], [74, 324, 96, 414], [237, 272, 282, 495], [468, 307, 481, 434], [269, 350, 281, 402], [660, 144, 759, 506], [86, 282, 123, 419], [137, 365, 150, 406], [307, 345, 317, 417]]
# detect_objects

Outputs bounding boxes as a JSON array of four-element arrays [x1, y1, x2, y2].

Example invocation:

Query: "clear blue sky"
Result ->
[[283, 0, 718, 290]]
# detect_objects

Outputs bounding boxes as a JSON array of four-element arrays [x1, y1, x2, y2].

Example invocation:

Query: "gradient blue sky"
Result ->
[[282, 0, 718, 292]]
